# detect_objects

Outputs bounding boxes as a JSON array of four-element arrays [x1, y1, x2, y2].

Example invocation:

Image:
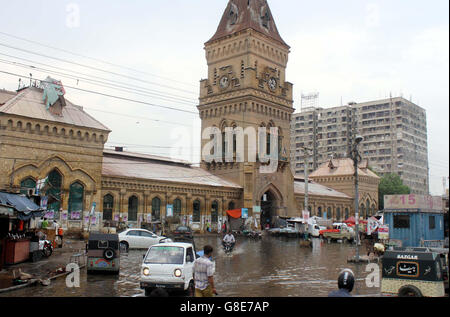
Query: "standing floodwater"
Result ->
[[0, 236, 380, 297]]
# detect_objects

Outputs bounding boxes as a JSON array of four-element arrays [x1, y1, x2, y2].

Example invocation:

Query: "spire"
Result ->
[[206, 0, 289, 48]]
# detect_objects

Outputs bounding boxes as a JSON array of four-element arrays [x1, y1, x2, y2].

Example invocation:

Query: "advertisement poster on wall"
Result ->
[[242, 208, 249, 219], [166, 205, 173, 218], [378, 225, 389, 240]]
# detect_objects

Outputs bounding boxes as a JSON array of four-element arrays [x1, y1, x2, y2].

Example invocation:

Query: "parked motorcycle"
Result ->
[[39, 240, 53, 257]]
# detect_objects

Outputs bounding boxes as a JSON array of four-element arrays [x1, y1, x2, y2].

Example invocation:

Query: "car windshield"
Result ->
[[144, 246, 184, 264]]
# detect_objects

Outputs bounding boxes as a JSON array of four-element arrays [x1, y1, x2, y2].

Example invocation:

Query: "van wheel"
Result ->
[[398, 285, 423, 297]]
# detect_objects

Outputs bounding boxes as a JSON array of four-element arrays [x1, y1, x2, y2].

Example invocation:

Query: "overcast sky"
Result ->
[[0, 0, 448, 195]]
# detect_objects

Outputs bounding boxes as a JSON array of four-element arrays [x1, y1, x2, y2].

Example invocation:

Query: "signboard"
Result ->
[[35, 177, 48, 195], [166, 204, 174, 218], [253, 206, 261, 213], [70, 211, 81, 220], [378, 224, 389, 240], [45, 210, 55, 219], [302, 210, 310, 221], [90, 202, 96, 216], [241, 208, 248, 219], [114, 214, 119, 222], [40, 196, 48, 210], [384, 194, 443, 211]]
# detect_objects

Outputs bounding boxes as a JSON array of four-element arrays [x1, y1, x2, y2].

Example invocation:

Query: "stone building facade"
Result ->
[[0, 1, 379, 233], [198, 0, 297, 224], [309, 158, 380, 218]]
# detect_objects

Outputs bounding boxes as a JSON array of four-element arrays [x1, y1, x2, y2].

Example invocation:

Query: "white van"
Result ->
[[140, 242, 196, 296], [308, 224, 322, 237]]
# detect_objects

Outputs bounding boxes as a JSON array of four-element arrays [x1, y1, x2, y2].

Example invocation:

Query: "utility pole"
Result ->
[[350, 135, 363, 262], [301, 147, 313, 214]]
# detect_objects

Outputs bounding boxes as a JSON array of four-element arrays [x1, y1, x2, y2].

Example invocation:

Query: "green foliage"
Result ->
[[378, 173, 411, 209]]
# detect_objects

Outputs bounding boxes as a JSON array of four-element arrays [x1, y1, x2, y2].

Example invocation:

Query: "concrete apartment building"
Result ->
[[291, 97, 429, 195]]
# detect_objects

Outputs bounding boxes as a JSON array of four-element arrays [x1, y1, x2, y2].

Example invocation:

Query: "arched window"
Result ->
[[20, 178, 36, 195], [173, 199, 182, 217], [152, 197, 161, 221], [327, 207, 332, 219], [317, 207, 322, 217], [360, 204, 365, 219], [128, 196, 138, 221], [345, 208, 349, 220], [47, 169, 62, 217], [211, 201, 219, 223], [336, 208, 341, 221], [68, 182, 84, 218], [103, 194, 114, 221], [193, 200, 201, 222], [366, 200, 371, 217], [228, 201, 235, 211]]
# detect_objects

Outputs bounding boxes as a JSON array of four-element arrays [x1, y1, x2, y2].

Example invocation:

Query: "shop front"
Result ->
[[0, 192, 44, 266]]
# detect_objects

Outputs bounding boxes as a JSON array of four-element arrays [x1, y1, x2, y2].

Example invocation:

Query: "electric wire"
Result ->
[[0, 53, 197, 105], [0, 70, 198, 115], [0, 42, 197, 95], [0, 31, 197, 88]]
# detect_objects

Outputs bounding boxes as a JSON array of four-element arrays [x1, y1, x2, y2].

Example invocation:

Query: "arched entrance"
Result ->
[[260, 185, 282, 229]]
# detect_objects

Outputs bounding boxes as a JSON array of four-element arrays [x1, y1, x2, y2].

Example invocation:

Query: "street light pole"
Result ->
[[301, 147, 312, 215], [351, 136, 363, 262]]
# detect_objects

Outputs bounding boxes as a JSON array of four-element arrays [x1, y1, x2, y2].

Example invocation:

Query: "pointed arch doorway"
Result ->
[[260, 185, 283, 229]]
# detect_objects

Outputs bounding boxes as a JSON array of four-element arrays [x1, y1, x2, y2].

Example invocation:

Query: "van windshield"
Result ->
[[145, 246, 184, 265]]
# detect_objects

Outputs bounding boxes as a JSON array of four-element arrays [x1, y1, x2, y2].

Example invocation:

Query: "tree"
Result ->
[[378, 173, 411, 210]]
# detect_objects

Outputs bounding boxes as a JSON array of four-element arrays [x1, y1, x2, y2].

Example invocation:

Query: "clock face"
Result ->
[[268, 77, 277, 91], [219, 76, 229, 89]]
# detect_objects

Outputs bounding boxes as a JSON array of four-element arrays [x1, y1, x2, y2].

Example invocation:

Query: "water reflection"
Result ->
[[0, 236, 380, 297]]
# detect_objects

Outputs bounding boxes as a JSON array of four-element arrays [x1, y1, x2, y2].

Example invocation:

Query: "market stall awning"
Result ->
[[0, 192, 44, 220], [344, 216, 355, 224], [226, 209, 242, 219]]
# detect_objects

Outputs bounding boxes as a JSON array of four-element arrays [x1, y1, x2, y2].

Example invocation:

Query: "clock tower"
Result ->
[[198, 0, 296, 225]]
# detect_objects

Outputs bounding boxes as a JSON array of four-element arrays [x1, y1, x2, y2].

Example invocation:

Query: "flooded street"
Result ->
[[0, 236, 380, 297]]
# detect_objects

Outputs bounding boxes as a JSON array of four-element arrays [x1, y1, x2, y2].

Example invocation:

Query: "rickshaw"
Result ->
[[381, 247, 448, 297], [86, 232, 120, 274]]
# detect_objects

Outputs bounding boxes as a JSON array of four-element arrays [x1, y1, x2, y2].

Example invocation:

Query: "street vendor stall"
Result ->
[[0, 192, 44, 265]]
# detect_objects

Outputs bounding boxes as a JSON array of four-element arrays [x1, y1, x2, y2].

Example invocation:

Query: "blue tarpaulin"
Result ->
[[0, 192, 44, 220]]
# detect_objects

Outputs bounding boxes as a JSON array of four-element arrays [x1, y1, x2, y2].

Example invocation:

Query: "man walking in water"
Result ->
[[193, 245, 217, 297]]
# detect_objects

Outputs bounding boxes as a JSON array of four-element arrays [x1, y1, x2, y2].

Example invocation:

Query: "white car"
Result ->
[[118, 229, 172, 250], [140, 242, 197, 296]]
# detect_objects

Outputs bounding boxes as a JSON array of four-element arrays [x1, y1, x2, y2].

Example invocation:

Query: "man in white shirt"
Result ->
[[222, 231, 236, 249], [193, 245, 216, 297]]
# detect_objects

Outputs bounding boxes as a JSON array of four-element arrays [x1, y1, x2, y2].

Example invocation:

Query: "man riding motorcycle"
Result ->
[[222, 231, 236, 253]]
